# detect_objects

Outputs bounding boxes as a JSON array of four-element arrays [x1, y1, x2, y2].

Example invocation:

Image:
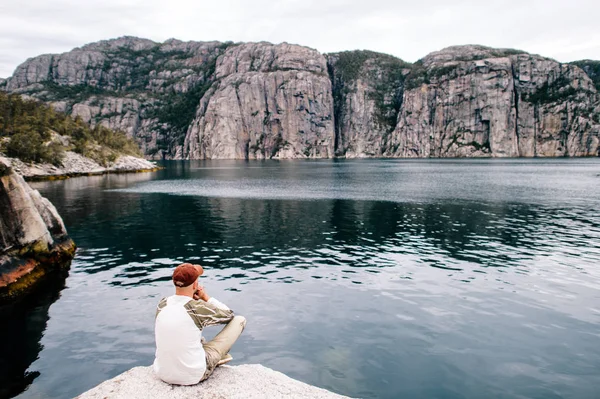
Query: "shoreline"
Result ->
[[23, 166, 163, 182], [1, 152, 162, 182]]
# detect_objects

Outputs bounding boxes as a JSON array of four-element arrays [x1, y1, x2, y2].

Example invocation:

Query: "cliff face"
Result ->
[[4, 39, 600, 158], [386, 46, 600, 157], [184, 43, 334, 159], [327, 51, 409, 157], [0, 158, 75, 303], [6, 37, 229, 158]]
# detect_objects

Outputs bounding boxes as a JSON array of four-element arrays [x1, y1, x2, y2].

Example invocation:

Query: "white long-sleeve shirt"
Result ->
[[153, 295, 233, 385]]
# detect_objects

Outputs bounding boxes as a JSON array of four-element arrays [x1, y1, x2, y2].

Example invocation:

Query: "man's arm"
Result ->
[[185, 287, 234, 329], [155, 297, 167, 319]]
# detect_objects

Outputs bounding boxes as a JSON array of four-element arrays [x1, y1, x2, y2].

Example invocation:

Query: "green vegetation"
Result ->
[[0, 91, 141, 166], [328, 50, 410, 141], [404, 62, 461, 91], [403, 61, 430, 90], [13, 41, 238, 159], [149, 80, 214, 150], [37, 82, 116, 102], [571, 60, 600, 91], [139, 42, 234, 155], [368, 58, 407, 133], [332, 50, 409, 82], [521, 75, 578, 105]]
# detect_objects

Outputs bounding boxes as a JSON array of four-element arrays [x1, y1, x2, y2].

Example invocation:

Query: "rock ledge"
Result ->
[[77, 364, 351, 399], [1, 152, 160, 181]]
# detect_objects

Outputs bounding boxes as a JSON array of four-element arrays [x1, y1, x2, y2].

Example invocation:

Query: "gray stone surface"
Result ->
[[77, 365, 351, 399], [0, 157, 57, 251], [2, 151, 157, 179], [0, 156, 74, 302], [184, 42, 334, 159], [4, 38, 600, 159], [386, 46, 600, 157], [327, 51, 409, 157]]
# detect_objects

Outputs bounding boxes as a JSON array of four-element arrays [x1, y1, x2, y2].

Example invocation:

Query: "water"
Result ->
[[3, 159, 600, 399]]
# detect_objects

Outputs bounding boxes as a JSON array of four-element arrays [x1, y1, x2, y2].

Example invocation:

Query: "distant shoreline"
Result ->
[[23, 166, 163, 182], [1, 152, 162, 182]]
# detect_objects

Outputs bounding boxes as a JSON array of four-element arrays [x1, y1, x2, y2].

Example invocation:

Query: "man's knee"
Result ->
[[232, 315, 246, 328]]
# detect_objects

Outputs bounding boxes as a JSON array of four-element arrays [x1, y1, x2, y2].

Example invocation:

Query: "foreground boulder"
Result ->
[[77, 364, 350, 399], [0, 157, 75, 303]]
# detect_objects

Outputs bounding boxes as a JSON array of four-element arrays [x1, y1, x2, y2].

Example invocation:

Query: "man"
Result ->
[[153, 263, 246, 385]]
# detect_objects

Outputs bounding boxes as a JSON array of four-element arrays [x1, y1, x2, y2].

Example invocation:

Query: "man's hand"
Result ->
[[193, 286, 210, 302]]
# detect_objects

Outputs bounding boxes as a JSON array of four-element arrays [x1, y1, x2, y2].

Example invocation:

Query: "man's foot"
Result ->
[[217, 353, 233, 366]]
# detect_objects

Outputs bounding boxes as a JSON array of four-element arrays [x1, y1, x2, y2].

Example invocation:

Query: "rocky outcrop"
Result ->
[[327, 51, 409, 157], [571, 60, 600, 91], [5, 39, 600, 159], [184, 43, 334, 159], [385, 46, 600, 157], [2, 151, 159, 180], [5, 37, 230, 158], [0, 157, 75, 303], [77, 364, 350, 399]]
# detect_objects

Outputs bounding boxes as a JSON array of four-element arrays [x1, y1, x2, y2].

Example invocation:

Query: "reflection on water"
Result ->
[[5, 159, 600, 399], [0, 271, 68, 399]]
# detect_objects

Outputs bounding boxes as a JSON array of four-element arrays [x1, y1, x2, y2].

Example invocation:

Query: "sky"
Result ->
[[1, 0, 599, 77]]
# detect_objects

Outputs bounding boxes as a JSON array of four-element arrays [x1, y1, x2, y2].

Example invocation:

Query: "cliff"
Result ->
[[327, 50, 410, 157], [184, 42, 334, 159], [0, 157, 75, 303], [5, 38, 600, 158], [77, 364, 350, 399], [386, 46, 600, 157]]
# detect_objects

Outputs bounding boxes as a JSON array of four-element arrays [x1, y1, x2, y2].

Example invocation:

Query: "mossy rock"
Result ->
[[0, 239, 76, 305]]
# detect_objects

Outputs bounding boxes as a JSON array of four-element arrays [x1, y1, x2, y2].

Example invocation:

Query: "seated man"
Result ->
[[153, 263, 246, 385]]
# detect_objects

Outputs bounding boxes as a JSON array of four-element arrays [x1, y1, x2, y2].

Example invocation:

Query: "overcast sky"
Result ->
[[1, 0, 599, 77]]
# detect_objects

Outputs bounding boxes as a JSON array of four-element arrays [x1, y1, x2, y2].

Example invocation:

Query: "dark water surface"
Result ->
[[4, 159, 600, 399]]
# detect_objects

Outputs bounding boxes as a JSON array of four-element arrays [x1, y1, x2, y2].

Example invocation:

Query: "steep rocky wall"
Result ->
[[0, 157, 75, 303], [4, 39, 600, 159], [386, 46, 600, 157], [5, 37, 230, 158], [570, 60, 600, 91], [184, 43, 334, 159], [327, 51, 409, 157]]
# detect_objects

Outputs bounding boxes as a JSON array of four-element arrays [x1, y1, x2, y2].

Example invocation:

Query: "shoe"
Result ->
[[217, 353, 233, 366]]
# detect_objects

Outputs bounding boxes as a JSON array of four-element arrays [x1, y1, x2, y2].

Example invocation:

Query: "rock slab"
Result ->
[[77, 364, 351, 399], [2, 152, 159, 180], [0, 157, 75, 303]]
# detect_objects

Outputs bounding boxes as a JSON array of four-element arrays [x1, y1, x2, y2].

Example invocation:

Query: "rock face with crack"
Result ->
[[5, 37, 230, 158], [0, 157, 75, 303], [386, 46, 600, 157], [184, 42, 334, 159], [4, 39, 600, 159]]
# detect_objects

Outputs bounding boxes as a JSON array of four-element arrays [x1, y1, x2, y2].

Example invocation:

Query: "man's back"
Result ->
[[153, 295, 207, 385], [153, 263, 244, 385]]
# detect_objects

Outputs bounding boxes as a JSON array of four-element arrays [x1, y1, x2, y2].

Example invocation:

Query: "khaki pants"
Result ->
[[201, 315, 246, 381]]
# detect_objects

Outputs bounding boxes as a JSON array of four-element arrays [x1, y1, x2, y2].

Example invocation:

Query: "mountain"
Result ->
[[3, 37, 599, 158]]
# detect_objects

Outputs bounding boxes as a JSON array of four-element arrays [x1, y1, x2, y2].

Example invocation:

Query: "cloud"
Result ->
[[1, 0, 599, 77]]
